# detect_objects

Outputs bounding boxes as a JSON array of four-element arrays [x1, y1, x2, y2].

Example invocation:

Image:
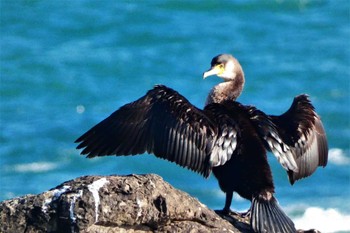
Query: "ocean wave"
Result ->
[[328, 148, 350, 165], [293, 207, 350, 233], [12, 162, 58, 173]]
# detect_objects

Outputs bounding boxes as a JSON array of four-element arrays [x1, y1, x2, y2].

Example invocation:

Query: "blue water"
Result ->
[[1, 1, 349, 232]]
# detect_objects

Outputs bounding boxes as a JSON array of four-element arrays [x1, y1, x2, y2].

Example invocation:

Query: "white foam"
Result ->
[[87, 178, 109, 222], [293, 207, 350, 233], [76, 105, 85, 114], [328, 148, 350, 165], [13, 162, 58, 173]]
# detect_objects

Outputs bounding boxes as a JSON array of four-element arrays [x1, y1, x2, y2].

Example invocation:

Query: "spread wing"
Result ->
[[248, 95, 328, 184], [247, 106, 299, 173], [75, 85, 219, 177], [249, 95, 328, 184], [270, 95, 328, 184]]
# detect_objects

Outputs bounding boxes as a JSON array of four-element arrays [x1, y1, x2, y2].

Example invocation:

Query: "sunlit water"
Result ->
[[1, 1, 349, 232]]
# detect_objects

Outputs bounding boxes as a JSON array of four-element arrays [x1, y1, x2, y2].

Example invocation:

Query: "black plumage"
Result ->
[[75, 54, 328, 233]]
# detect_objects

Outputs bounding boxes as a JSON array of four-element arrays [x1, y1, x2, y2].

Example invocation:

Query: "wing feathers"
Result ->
[[315, 117, 328, 167], [248, 95, 328, 184], [287, 115, 328, 183], [76, 85, 327, 184], [269, 95, 328, 184], [75, 85, 217, 177], [248, 106, 299, 172], [204, 103, 239, 167]]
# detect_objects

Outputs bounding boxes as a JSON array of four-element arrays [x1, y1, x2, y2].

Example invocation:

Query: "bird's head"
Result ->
[[203, 54, 244, 81]]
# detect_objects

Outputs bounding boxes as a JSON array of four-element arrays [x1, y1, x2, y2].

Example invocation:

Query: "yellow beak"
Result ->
[[203, 65, 223, 79]]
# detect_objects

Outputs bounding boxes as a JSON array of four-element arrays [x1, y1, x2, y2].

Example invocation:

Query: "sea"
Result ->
[[1, 1, 349, 232]]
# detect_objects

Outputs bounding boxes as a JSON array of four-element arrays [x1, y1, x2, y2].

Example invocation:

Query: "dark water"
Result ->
[[1, 1, 349, 232]]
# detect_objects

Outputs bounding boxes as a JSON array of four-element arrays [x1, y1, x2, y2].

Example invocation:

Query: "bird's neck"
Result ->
[[205, 75, 245, 106]]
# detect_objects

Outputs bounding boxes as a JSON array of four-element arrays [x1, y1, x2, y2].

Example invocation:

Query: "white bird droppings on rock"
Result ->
[[87, 177, 109, 222], [42, 185, 71, 213]]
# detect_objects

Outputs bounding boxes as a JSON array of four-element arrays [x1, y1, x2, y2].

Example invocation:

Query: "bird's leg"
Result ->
[[222, 191, 233, 214], [222, 191, 251, 218], [215, 191, 234, 217]]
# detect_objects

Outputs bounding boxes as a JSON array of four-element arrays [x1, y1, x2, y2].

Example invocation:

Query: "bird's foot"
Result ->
[[215, 208, 251, 230], [236, 209, 251, 218], [215, 207, 231, 215], [215, 208, 250, 219], [215, 209, 235, 223]]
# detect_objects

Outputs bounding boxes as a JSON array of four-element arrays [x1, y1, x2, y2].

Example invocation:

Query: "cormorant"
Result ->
[[75, 54, 328, 233]]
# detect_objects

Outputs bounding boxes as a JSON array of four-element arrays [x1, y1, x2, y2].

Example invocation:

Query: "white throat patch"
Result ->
[[221, 60, 236, 81]]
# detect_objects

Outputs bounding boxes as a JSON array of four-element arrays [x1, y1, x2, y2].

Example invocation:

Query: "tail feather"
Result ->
[[251, 194, 296, 233]]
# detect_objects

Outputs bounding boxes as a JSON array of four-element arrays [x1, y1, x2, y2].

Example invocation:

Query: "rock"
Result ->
[[0, 174, 251, 233]]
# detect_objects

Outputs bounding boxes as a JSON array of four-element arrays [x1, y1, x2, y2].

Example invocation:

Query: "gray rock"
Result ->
[[0, 174, 250, 233]]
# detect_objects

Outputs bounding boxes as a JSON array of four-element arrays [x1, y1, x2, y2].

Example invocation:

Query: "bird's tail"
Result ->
[[250, 193, 296, 233]]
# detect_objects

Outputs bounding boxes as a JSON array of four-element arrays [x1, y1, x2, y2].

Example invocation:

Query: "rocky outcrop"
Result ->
[[0, 174, 251, 233]]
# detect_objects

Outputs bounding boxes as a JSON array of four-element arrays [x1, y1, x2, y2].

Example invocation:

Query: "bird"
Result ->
[[75, 54, 328, 233]]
